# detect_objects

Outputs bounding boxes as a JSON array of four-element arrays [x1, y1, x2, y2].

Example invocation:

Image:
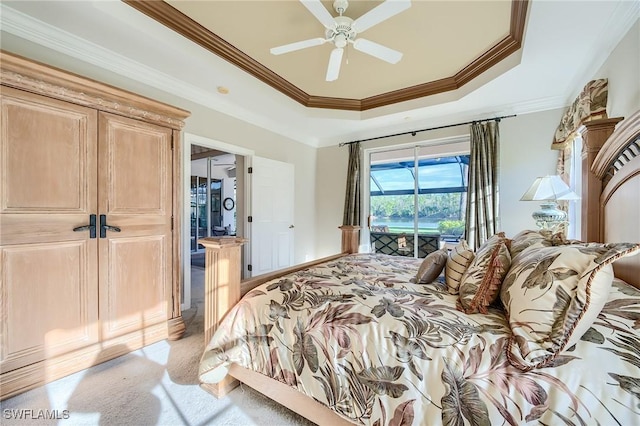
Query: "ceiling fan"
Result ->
[[270, 0, 411, 82]]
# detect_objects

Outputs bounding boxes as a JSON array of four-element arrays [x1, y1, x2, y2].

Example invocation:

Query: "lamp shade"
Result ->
[[520, 175, 580, 201]]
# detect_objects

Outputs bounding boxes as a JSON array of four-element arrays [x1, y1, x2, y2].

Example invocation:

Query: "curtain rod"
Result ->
[[339, 114, 517, 147]]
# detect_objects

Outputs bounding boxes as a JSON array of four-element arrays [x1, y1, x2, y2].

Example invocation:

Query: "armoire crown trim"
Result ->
[[0, 50, 190, 129]]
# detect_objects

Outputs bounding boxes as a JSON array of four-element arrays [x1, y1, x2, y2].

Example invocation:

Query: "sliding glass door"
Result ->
[[190, 176, 222, 252], [369, 146, 469, 257]]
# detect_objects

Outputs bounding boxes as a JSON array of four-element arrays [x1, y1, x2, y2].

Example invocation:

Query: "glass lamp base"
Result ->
[[532, 201, 568, 232]]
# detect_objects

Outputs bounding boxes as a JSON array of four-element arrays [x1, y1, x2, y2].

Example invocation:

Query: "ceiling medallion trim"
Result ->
[[123, 0, 528, 112]]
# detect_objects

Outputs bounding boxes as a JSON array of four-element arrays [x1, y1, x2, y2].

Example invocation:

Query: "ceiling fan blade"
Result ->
[[326, 47, 344, 82], [353, 38, 403, 64], [300, 0, 336, 29], [270, 37, 327, 55], [352, 0, 411, 33]]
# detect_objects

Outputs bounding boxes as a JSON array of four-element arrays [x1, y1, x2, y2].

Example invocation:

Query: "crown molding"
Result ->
[[315, 94, 569, 148], [0, 3, 320, 146], [0, 1, 577, 149], [509, 95, 568, 116], [123, 0, 529, 112]]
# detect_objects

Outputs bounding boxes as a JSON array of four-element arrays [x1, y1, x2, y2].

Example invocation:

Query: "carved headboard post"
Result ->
[[579, 117, 623, 242]]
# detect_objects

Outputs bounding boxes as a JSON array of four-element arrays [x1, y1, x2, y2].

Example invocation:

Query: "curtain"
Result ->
[[551, 79, 608, 150], [465, 121, 500, 250], [552, 79, 608, 177], [342, 142, 361, 226]]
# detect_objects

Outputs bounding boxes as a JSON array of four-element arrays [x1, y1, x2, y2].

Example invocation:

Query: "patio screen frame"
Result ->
[[362, 136, 471, 256]]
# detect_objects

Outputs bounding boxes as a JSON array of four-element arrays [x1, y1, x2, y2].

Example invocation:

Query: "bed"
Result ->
[[198, 110, 640, 425]]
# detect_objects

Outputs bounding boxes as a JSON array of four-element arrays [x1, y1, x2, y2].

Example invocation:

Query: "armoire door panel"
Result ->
[[0, 86, 97, 248], [98, 112, 172, 341], [100, 113, 170, 215], [100, 236, 168, 339], [0, 241, 98, 372], [1, 87, 96, 214]]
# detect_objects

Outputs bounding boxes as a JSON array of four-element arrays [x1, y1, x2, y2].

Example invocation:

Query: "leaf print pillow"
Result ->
[[457, 232, 511, 314], [509, 229, 568, 259], [500, 241, 640, 370]]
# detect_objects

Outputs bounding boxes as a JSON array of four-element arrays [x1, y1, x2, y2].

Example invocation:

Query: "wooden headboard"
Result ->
[[590, 110, 640, 288]]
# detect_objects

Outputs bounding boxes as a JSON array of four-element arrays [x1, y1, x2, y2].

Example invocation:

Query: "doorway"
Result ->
[[190, 152, 236, 254], [182, 134, 253, 311]]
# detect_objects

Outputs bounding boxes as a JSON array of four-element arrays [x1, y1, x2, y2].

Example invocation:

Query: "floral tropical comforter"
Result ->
[[199, 253, 640, 425]]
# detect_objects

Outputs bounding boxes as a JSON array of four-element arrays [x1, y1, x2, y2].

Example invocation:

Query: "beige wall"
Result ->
[[1, 35, 318, 265], [499, 109, 563, 234], [593, 20, 639, 120], [314, 110, 563, 256], [3, 18, 637, 263], [315, 144, 348, 257], [313, 20, 639, 256]]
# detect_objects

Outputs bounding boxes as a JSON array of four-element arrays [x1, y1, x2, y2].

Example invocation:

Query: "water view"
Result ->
[[371, 218, 465, 237], [372, 218, 439, 231]]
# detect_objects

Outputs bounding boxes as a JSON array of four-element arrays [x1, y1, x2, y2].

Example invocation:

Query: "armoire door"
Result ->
[[98, 112, 173, 340], [0, 87, 99, 372]]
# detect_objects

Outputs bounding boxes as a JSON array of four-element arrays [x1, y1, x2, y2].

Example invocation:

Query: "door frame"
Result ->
[[182, 133, 254, 310], [362, 135, 470, 253]]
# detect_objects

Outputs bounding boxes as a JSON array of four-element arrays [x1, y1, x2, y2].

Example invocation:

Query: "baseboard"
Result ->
[[0, 322, 168, 400]]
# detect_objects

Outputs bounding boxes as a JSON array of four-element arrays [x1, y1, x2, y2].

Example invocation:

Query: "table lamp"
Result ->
[[520, 175, 580, 231]]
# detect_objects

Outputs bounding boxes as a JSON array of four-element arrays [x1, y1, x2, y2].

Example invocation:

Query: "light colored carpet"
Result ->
[[0, 267, 315, 426]]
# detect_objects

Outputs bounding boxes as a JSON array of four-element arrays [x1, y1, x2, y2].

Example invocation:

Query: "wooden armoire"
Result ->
[[0, 51, 190, 399]]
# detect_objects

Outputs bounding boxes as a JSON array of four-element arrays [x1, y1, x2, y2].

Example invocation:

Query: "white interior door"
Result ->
[[250, 156, 294, 276]]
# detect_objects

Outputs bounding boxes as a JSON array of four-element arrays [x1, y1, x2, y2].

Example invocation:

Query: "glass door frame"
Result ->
[[367, 146, 422, 257], [362, 135, 470, 256], [190, 157, 223, 254]]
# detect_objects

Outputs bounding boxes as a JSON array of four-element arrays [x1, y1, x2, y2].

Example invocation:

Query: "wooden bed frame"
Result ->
[[198, 111, 640, 425]]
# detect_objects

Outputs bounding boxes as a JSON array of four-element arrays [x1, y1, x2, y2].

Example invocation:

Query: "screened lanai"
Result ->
[[370, 156, 469, 196], [368, 152, 470, 257]]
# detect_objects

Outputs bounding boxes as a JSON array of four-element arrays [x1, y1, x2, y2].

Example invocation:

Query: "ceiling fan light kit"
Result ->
[[270, 0, 411, 82]]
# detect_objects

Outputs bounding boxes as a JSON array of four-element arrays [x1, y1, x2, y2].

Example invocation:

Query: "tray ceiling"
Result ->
[[2, 0, 634, 147], [124, 0, 527, 111]]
